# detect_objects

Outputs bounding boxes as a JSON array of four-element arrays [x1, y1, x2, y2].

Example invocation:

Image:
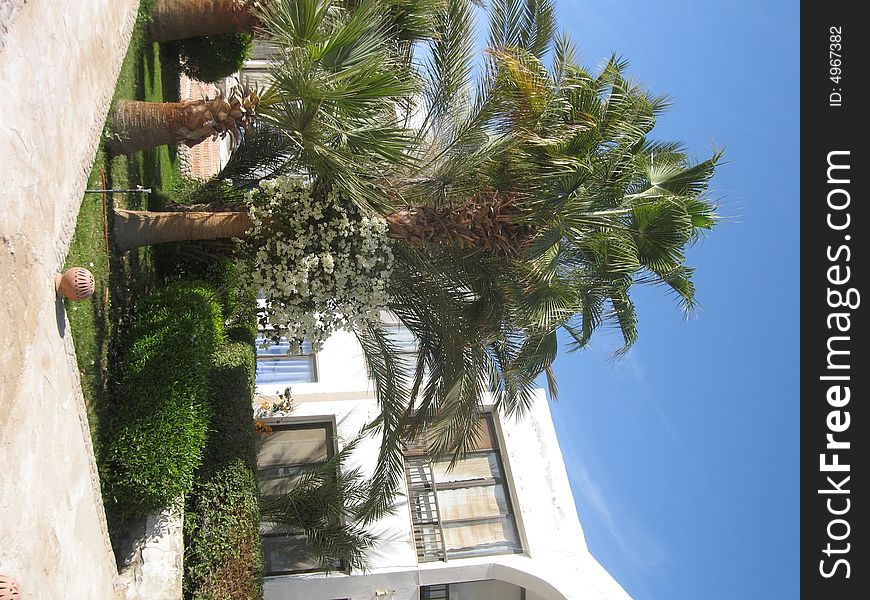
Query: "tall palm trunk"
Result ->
[[150, 0, 260, 42], [114, 195, 531, 255], [108, 100, 196, 155], [113, 209, 252, 252], [108, 89, 258, 155]]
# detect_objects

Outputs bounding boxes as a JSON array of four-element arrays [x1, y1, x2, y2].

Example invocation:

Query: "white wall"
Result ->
[[256, 335, 632, 600]]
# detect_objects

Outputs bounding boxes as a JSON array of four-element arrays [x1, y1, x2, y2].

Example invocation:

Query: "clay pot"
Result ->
[[55, 267, 95, 301], [0, 575, 20, 600]]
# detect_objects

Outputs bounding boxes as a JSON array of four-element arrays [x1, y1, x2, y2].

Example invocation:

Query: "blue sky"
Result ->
[[543, 1, 800, 599]]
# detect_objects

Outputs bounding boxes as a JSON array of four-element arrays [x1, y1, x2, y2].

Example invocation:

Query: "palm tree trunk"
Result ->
[[150, 0, 260, 42], [108, 90, 258, 155], [108, 100, 201, 155], [113, 196, 531, 254], [113, 209, 252, 253]]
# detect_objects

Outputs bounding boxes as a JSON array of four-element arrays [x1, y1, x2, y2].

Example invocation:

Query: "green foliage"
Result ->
[[185, 461, 263, 600], [102, 282, 224, 515], [202, 342, 257, 474], [184, 341, 262, 600], [254, 0, 418, 212], [344, 0, 722, 514], [156, 256, 258, 345], [175, 33, 254, 83], [197, 0, 724, 523]]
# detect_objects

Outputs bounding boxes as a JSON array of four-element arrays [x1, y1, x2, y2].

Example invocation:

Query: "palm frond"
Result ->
[[420, 0, 477, 130], [353, 322, 412, 522], [258, 433, 375, 572], [488, 0, 555, 57]]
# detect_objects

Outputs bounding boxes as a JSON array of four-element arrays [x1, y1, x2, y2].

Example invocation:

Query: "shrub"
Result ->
[[156, 254, 258, 343], [184, 341, 263, 600], [102, 281, 224, 515], [185, 461, 262, 600], [176, 33, 253, 83], [241, 177, 393, 351], [203, 342, 257, 474]]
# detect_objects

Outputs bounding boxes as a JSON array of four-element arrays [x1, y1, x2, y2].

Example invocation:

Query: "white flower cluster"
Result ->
[[240, 176, 393, 351]]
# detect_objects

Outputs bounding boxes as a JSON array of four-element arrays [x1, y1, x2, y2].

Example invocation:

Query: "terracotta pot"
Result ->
[[55, 267, 95, 301], [0, 575, 20, 600]]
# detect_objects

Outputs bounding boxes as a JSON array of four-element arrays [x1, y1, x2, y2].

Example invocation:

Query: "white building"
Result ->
[[252, 322, 633, 600]]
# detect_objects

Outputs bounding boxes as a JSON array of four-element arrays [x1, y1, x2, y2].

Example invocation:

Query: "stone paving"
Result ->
[[0, 1, 140, 597]]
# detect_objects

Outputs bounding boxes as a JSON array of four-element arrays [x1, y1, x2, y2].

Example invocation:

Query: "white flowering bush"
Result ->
[[239, 176, 393, 351]]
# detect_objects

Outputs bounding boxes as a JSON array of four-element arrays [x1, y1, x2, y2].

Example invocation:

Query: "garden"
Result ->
[[63, 1, 723, 599]]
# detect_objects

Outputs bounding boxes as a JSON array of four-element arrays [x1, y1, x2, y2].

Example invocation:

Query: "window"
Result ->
[[255, 298, 318, 390], [420, 584, 449, 600], [257, 422, 336, 575], [405, 415, 522, 562], [255, 334, 317, 390]]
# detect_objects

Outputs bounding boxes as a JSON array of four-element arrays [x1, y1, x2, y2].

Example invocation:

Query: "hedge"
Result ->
[[175, 32, 254, 84], [184, 341, 263, 599], [102, 281, 224, 515]]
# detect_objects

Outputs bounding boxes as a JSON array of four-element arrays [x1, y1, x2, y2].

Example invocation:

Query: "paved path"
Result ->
[[0, 1, 139, 598]]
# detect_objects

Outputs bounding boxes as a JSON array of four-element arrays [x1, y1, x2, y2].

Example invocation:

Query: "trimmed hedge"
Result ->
[[102, 281, 224, 515], [184, 341, 263, 600], [176, 33, 254, 83], [156, 256, 258, 345], [183, 269, 262, 599], [185, 461, 262, 600], [111, 256, 263, 596]]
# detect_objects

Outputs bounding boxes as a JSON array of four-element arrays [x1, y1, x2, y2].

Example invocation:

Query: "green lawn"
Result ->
[[64, 7, 183, 444]]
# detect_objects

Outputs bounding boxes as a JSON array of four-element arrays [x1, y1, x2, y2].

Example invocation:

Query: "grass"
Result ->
[[64, 5, 183, 446], [64, 6, 264, 588]]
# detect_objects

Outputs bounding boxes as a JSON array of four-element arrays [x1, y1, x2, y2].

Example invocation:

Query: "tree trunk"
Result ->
[[108, 89, 258, 155], [113, 209, 252, 253], [150, 0, 260, 42], [113, 193, 530, 255], [108, 100, 201, 155]]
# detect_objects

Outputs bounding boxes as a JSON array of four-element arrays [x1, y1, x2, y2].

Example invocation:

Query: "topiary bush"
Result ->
[[175, 32, 254, 83], [155, 255, 258, 345], [102, 281, 225, 515]]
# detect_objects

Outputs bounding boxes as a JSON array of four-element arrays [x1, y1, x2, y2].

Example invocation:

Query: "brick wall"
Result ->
[[177, 74, 229, 180]]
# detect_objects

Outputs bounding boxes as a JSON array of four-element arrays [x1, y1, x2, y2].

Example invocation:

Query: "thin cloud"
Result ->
[[572, 464, 667, 573]]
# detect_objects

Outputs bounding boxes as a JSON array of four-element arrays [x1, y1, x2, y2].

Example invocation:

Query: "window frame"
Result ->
[[404, 413, 524, 562], [254, 334, 319, 387], [257, 420, 338, 576]]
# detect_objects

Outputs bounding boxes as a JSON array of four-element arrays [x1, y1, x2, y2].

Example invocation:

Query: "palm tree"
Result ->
[[114, 0, 434, 155], [149, 0, 262, 42], [112, 0, 723, 520], [353, 1, 721, 514]]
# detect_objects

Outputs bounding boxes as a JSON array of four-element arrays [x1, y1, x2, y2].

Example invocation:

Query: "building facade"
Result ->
[[253, 326, 633, 600]]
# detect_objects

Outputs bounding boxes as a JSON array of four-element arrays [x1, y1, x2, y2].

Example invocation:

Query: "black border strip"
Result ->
[[801, 4, 868, 596]]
